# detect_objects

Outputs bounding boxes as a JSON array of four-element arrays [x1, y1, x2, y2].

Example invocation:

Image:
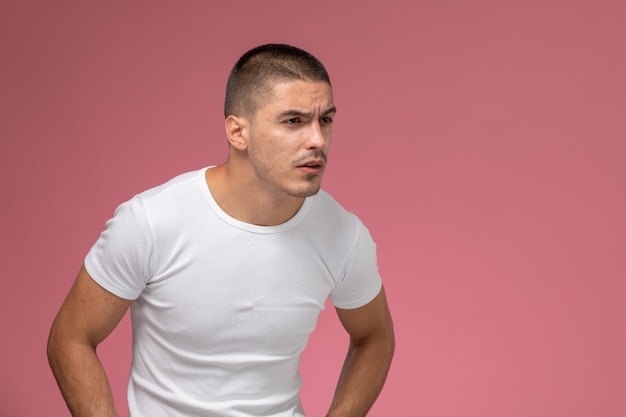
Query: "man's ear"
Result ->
[[225, 115, 249, 151]]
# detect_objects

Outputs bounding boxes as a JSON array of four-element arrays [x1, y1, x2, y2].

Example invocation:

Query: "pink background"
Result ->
[[2, 1, 625, 416]]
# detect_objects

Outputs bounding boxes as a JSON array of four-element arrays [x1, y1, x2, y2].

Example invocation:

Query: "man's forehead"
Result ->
[[243, 78, 333, 122], [261, 79, 333, 105]]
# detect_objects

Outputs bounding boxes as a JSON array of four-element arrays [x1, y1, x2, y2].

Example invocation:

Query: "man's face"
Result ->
[[245, 79, 336, 198]]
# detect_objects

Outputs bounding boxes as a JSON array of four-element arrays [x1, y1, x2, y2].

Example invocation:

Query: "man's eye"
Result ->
[[320, 116, 333, 124], [285, 118, 300, 124]]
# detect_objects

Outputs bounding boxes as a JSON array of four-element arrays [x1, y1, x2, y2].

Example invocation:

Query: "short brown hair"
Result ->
[[224, 44, 331, 118]]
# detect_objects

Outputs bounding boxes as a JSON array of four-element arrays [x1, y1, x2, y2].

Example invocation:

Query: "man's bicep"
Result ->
[[335, 286, 394, 345], [51, 265, 132, 348]]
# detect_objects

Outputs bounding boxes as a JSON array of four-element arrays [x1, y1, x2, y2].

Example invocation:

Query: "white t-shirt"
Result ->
[[85, 167, 382, 417]]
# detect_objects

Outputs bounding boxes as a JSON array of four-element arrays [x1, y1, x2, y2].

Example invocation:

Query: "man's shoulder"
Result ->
[[306, 189, 362, 233], [138, 168, 205, 201], [114, 167, 207, 223], [309, 189, 349, 214]]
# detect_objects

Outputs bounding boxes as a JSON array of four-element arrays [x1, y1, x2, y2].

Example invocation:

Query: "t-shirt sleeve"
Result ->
[[84, 196, 153, 300], [329, 218, 383, 309]]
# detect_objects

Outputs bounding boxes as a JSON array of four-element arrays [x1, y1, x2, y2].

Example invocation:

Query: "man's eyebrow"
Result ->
[[278, 109, 312, 118], [278, 106, 337, 118], [322, 106, 337, 115]]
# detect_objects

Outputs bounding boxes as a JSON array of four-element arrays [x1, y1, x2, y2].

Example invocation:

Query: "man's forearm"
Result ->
[[326, 335, 395, 417], [47, 339, 118, 417]]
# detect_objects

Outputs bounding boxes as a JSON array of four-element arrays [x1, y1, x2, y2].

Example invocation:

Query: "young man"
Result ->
[[48, 44, 394, 417]]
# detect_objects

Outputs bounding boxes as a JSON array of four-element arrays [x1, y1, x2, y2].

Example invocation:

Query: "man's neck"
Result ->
[[205, 164, 305, 226]]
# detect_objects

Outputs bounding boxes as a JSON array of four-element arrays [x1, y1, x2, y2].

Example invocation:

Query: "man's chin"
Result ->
[[288, 183, 322, 198]]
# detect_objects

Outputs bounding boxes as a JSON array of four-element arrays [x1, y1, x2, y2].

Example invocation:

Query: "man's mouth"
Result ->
[[298, 160, 325, 169], [295, 150, 327, 172]]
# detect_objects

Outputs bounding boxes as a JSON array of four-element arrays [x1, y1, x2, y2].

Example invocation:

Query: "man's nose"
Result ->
[[306, 121, 327, 149]]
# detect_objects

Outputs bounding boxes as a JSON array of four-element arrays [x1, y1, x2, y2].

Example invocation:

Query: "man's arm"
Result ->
[[326, 287, 395, 417], [47, 265, 132, 417]]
